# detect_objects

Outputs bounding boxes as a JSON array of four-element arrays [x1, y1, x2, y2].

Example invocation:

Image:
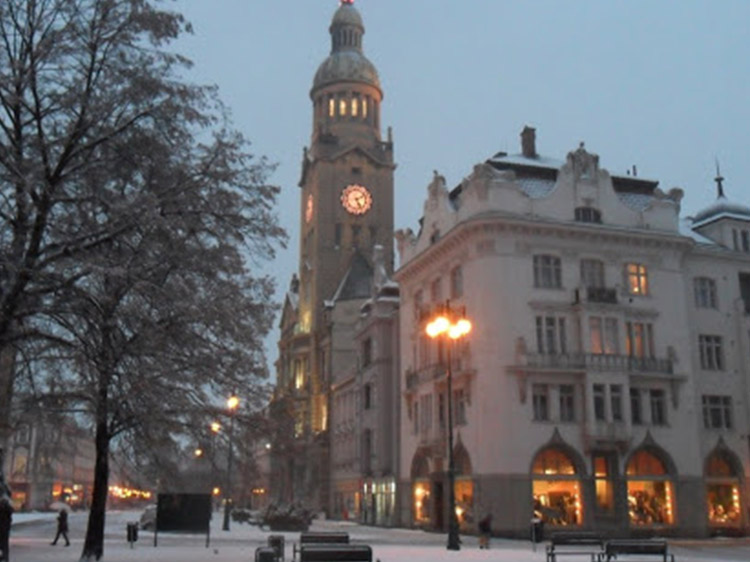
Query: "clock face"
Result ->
[[305, 194, 313, 223], [340, 184, 372, 215]]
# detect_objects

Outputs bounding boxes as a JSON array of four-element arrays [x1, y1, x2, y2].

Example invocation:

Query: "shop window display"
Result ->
[[705, 453, 741, 527], [455, 478, 474, 530], [413, 481, 431, 525], [532, 448, 582, 526], [626, 450, 674, 526]]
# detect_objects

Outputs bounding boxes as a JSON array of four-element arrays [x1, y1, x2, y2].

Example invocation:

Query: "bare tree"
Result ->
[[0, 1, 285, 560]]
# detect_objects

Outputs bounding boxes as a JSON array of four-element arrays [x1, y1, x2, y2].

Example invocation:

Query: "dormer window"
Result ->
[[575, 206, 602, 224]]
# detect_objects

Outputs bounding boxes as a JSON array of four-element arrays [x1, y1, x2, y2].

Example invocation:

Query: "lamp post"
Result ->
[[222, 395, 240, 531], [425, 301, 472, 551]]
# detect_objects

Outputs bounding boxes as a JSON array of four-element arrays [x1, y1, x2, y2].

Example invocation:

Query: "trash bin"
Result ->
[[255, 546, 277, 562], [126, 522, 139, 544], [268, 534, 285, 561], [530, 517, 544, 543]]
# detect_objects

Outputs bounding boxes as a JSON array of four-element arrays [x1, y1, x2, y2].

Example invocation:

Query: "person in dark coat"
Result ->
[[478, 513, 492, 549], [51, 508, 70, 546]]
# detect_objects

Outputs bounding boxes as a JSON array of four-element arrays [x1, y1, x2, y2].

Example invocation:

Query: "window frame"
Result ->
[[533, 255, 563, 289], [693, 277, 718, 309], [625, 263, 649, 296], [699, 334, 724, 371]]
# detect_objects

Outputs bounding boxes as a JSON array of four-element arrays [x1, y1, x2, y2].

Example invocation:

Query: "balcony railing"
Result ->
[[524, 352, 673, 374], [574, 286, 618, 304]]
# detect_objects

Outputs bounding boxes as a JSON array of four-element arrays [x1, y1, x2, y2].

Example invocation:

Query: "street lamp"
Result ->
[[222, 395, 240, 531], [425, 301, 472, 551]]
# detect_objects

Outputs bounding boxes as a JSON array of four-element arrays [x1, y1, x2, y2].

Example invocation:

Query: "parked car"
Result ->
[[139, 504, 156, 531]]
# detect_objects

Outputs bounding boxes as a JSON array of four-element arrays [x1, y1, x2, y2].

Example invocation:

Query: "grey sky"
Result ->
[[172, 0, 750, 371]]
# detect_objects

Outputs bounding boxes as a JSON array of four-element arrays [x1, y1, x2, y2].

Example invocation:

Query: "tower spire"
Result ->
[[714, 159, 725, 199]]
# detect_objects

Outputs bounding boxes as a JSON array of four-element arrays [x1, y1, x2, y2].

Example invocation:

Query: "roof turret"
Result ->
[[692, 168, 750, 226]]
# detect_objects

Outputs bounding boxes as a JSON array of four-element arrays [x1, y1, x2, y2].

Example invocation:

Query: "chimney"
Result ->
[[521, 126, 537, 158]]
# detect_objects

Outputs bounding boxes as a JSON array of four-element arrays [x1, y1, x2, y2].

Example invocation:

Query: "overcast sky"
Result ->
[[171, 0, 750, 372]]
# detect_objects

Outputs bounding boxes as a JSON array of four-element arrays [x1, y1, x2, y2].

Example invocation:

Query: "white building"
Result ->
[[394, 127, 749, 537]]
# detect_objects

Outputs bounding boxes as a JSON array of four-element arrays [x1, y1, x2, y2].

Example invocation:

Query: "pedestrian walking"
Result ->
[[478, 513, 492, 549], [51, 508, 70, 546]]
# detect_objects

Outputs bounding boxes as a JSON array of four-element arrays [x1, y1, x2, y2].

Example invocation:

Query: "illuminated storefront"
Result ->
[[704, 451, 742, 528], [413, 480, 431, 526], [531, 448, 582, 526], [360, 478, 397, 526], [626, 449, 674, 526]]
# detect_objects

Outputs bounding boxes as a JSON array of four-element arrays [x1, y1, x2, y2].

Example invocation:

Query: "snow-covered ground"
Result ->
[[8, 509, 750, 561]]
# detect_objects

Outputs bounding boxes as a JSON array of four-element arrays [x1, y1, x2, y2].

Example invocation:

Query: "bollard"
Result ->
[[127, 521, 139, 548], [268, 534, 285, 561]]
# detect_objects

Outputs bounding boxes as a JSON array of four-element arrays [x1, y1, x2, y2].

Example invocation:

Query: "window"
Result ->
[[335, 223, 342, 247], [453, 388, 467, 425], [559, 385, 575, 422], [625, 263, 649, 295], [534, 255, 562, 288], [14, 425, 30, 445], [593, 384, 606, 421], [532, 449, 582, 526], [362, 337, 372, 367], [351, 96, 359, 117], [694, 277, 718, 309], [594, 455, 615, 513], [339, 98, 347, 116], [630, 388, 642, 425], [363, 384, 372, 410], [450, 266, 463, 299], [328, 98, 335, 117], [626, 450, 674, 525], [430, 277, 442, 302], [699, 335, 724, 371], [575, 206, 602, 223], [650, 389, 667, 426], [611, 385, 623, 422], [625, 322, 655, 358], [362, 97, 368, 119], [581, 259, 605, 288], [702, 395, 733, 429], [590, 317, 619, 354], [532, 384, 549, 421], [743, 231, 750, 253], [739, 273, 750, 314], [535, 316, 567, 354]]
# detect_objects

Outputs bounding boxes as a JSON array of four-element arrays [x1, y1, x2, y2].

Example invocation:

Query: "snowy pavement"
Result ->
[[7, 509, 750, 561]]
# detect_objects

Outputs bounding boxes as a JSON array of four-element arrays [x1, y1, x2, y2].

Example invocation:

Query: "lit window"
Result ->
[[329, 98, 335, 117], [694, 277, 718, 309], [532, 448, 582, 526], [705, 452, 742, 527], [626, 450, 674, 526], [702, 395, 732, 429], [699, 334, 724, 371], [625, 322, 655, 358], [626, 263, 649, 295], [339, 98, 347, 116], [594, 455, 614, 514], [362, 98, 368, 118], [534, 255, 562, 288], [351, 97, 359, 117]]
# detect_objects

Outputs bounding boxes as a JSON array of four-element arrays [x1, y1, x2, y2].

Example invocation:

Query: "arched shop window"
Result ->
[[411, 453, 431, 526], [454, 445, 473, 530], [705, 451, 742, 527], [626, 449, 674, 526], [532, 447, 583, 526]]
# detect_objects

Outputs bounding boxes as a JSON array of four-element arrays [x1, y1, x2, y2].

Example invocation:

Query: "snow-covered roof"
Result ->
[[679, 217, 716, 245], [617, 192, 654, 212], [489, 152, 563, 170], [517, 177, 556, 199], [692, 196, 750, 228]]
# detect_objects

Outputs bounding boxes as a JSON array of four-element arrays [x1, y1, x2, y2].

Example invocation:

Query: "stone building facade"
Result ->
[[394, 128, 750, 537]]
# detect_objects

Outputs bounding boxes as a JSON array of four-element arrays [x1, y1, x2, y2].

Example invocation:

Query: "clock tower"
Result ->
[[273, 1, 395, 511]]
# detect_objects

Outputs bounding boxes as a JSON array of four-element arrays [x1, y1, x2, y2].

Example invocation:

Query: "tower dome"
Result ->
[[312, 2, 381, 94], [692, 171, 750, 227]]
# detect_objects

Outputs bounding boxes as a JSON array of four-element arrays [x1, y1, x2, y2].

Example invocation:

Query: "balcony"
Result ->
[[584, 421, 631, 452], [523, 352, 673, 375], [574, 286, 618, 305]]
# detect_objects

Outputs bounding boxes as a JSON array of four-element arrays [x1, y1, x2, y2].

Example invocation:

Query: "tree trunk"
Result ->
[[80, 418, 109, 561]]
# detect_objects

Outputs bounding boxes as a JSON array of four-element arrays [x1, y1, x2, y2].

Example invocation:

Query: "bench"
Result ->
[[546, 532, 604, 562], [599, 539, 674, 562], [294, 532, 351, 560], [298, 544, 372, 562]]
